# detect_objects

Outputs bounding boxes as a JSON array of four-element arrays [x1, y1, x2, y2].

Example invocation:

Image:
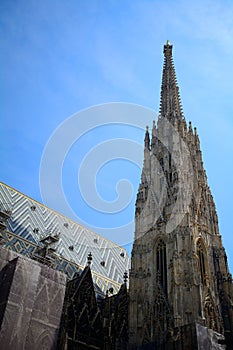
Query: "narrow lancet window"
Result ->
[[156, 239, 167, 294], [197, 239, 207, 286]]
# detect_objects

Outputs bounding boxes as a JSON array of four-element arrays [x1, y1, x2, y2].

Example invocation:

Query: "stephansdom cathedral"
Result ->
[[0, 42, 232, 349], [128, 42, 233, 349]]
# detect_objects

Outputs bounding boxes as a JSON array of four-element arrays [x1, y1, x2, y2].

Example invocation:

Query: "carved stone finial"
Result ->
[[189, 121, 193, 133], [144, 126, 150, 150], [87, 252, 92, 265], [124, 271, 128, 284]]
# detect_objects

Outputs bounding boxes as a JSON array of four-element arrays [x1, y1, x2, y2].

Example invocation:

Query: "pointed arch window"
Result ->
[[197, 239, 207, 286], [156, 239, 167, 294]]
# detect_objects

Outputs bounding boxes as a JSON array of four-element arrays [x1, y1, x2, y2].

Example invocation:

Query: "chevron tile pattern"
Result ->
[[0, 182, 130, 293]]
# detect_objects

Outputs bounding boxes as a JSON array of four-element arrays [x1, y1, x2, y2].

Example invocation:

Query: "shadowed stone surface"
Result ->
[[0, 246, 66, 350]]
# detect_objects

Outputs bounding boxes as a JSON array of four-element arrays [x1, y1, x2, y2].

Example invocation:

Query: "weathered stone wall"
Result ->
[[0, 247, 66, 350]]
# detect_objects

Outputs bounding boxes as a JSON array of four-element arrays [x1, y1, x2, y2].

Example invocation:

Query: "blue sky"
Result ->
[[0, 0, 232, 271]]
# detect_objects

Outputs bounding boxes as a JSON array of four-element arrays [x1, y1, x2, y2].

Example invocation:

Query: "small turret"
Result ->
[[144, 126, 150, 150]]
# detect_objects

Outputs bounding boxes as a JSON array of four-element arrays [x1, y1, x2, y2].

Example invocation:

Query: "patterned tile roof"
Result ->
[[0, 182, 130, 293]]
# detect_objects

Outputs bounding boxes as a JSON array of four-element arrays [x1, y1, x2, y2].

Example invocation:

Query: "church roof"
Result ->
[[0, 182, 130, 293]]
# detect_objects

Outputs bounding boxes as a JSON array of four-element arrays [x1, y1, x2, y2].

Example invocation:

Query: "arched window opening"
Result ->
[[156, 240, 167, 295], [197, 239, 207, 286]]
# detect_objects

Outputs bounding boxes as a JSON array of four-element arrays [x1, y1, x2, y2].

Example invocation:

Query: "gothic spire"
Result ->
[[159, 40, 183, 121]]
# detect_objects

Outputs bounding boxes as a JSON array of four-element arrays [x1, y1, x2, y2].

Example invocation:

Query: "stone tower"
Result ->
[[129, 41, 233, 349]]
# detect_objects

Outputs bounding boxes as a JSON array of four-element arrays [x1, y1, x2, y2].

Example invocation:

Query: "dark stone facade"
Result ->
[[58, 262, 128, 350], [128, 322, 226, 350], [0, 246, 128, 350], [58, 265, 104, 349], [0, 247, 66, 349]]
